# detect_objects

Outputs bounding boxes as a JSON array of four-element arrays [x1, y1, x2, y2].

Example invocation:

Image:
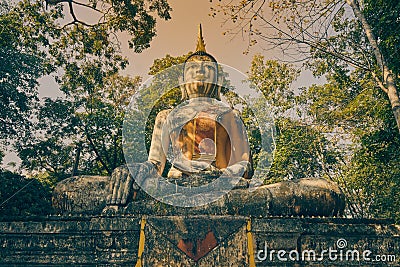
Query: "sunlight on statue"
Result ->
[[106, 24, 252, 207], [51, 26, 344, 217]]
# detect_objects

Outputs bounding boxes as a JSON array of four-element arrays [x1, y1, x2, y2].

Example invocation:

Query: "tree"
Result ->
[[76, 74, 141, 175], [247, 55, 299, 115], [244, 44, 400, 221], [43, 0, 171, 100], [0, 0, 172, 217], [346, 127, 400, 221], [45, 0, 171, 53], [17, 97, 79, 184], [39, 0, 171, 176], [295, 47, 400, 221], [247, 55, 341, 183], [0, 0, 60, 144], [211, 0, 400, 133], [1, 0, 171, 175], [18, 74, 141, 181], [0, 170, 54, 218], [266, 119, 339, 182], [212, 0, 400, 222]]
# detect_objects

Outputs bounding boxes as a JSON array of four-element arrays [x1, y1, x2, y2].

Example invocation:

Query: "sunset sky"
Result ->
[[125, 0, 265, 78]]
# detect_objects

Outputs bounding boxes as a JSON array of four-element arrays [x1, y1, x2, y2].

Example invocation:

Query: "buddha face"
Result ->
[[183, 55, 218, 99]]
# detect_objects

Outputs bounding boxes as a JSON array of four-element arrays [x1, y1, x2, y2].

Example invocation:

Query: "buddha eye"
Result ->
[[185, 63, 198, 70], [206, 65, 216, 72], [204, 62, 216, 70]]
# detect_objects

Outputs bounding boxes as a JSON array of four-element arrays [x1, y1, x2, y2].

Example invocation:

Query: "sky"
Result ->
[[124, 0, 265, 79]]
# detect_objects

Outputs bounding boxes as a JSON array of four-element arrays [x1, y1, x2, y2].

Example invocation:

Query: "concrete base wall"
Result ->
[[0, 216, 399, 266]]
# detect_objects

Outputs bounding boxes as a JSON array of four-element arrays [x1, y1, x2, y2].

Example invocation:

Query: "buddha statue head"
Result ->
[[181, 24, 221, 100]]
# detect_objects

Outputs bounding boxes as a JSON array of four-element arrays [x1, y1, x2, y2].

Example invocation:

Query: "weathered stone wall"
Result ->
[[0, 216, 399, 266]]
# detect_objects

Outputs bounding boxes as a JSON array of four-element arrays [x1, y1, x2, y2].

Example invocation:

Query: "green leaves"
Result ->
[[248, 55, 299, 115], [0, 0, 174, 215], [18, 73, 141, 181], [0, 170, 54, 218], [245, 38, 400, 222], [363, 0, 400, 75], [0, 1, 59, 141], [267, 118, 340, 181], [246, 56, 340, 182], [346, 127, 400, 220], [45, 0, 171, 53], [2, 0, 172, 180]]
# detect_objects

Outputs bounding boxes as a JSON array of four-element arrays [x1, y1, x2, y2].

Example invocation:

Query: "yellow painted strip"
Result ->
[[247, 219, 256, 267], [135, 217, 146, 267]]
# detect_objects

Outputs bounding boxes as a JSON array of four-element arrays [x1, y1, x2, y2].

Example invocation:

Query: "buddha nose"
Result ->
[[196, 63, 206, 74]]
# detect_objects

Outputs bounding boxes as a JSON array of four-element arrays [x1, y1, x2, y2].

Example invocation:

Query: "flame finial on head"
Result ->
[[196, 24, 207, 53]]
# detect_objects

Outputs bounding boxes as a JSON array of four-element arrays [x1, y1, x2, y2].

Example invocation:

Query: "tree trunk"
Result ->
[[72, 143, 81, 176], [85, 128, 112, 175], [386, 74, 400, 131], [346, 0, 400, 133]]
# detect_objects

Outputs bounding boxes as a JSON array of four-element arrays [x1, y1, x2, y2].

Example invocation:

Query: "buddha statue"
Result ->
[[52, 25, 345, 217], [106, 25, 252, 207]]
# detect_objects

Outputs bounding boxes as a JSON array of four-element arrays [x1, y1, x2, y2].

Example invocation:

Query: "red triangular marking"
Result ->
[[177, 230, 218, 261]]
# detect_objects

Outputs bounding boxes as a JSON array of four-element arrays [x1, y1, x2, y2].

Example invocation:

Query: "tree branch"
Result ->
[[72, 0, 103, 13], [85, 130, 112, 175], [47, 0, 106, 28], [67, 0, 91, 27], [255, 17, 370, 72], [371, 72, 388, 93]]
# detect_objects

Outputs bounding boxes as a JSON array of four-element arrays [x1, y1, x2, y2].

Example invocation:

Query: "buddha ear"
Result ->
[[215, 85, 222, 101], [217, 75, 223, 85], [216, 76, 224, 100], [178, 76, 188, 100]]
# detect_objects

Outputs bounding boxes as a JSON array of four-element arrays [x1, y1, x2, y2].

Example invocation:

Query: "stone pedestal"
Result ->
[[0, 216, 399, 266], [52, 175, 110, 215], [52, 176, 345, 217], [38, 176, 399, 266]]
